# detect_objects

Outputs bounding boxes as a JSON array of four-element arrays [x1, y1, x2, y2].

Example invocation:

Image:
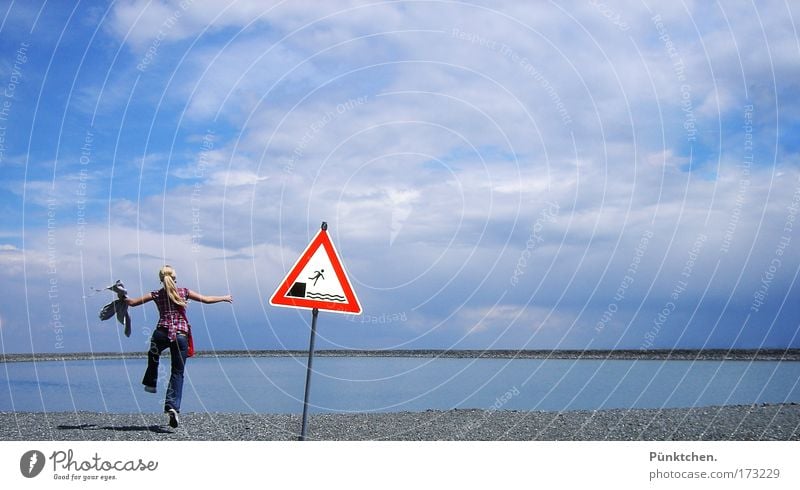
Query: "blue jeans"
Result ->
[[142, 328, 188, 412]]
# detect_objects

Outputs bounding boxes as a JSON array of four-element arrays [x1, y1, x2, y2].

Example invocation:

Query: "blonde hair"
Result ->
[[159, 265, 186, 306]]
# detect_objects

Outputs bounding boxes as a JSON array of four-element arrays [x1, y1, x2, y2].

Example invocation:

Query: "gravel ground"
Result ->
[[4, 349, 799, 362], [1, 404, 798, 441]]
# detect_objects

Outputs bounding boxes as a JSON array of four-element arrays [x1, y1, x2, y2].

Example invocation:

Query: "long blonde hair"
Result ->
[[159, 265, 187, 306]]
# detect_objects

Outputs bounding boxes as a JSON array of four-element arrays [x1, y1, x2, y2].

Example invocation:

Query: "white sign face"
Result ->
[[287, 245, 346, 304]]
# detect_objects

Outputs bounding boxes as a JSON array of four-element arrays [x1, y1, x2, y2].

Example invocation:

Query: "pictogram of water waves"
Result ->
[[306, 292, 346, 302]]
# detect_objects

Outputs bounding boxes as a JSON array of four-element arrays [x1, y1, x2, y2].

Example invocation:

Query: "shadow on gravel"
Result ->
[[57, 423, 172, 434]]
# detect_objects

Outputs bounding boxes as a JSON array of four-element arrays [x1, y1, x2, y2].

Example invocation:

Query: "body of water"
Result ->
[[2, 356, 799, 414]]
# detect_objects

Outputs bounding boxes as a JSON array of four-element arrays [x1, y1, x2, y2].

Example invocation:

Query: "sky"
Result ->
[[0, 0, 798, 355]]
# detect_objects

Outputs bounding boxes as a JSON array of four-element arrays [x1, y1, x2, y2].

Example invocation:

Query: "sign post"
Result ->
[[299, 307, 318, 441], [270, 221, 362, 440]]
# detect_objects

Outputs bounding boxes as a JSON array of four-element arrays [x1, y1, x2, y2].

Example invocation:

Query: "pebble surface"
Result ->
[[2, 404, 798, 441]]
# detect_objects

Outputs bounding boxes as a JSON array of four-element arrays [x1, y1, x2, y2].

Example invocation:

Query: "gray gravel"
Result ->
[[4, 349, 799, 363], [2, 403, 798, 441]]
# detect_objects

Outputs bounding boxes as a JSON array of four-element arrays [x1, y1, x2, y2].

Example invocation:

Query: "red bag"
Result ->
[[186, 329, 195, 358], [178, 304, 195, 358]]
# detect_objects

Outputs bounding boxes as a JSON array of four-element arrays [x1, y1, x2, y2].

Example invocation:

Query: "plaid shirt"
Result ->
[[151, 287, 189, 341]]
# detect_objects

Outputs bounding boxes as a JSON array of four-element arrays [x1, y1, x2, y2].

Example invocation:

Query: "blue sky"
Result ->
[[0, 0, 798, 354]]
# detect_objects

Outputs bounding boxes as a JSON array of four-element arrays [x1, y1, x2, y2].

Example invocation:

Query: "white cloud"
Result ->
[[0, 244, 25, 276], [208, 169, 268, 187]]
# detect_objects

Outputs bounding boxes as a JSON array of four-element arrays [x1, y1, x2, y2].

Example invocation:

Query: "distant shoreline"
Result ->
[[2, 348, 799, 363]]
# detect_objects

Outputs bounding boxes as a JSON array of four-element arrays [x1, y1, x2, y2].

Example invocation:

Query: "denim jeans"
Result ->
[[141, 328, 188, 412]]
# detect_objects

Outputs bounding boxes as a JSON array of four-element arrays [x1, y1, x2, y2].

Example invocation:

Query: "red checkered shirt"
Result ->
[[151, 287, 189, 341]]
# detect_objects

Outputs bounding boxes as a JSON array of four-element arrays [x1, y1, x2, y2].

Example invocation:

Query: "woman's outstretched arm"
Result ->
[[126, 294, 153, 307], [188, 290, 233, 304]]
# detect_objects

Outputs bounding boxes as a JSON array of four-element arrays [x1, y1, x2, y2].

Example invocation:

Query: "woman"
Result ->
[[126, 265, 233, 428]]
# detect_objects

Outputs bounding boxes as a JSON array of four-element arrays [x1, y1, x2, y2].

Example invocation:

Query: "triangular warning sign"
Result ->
[[270, 227, 362, 314]]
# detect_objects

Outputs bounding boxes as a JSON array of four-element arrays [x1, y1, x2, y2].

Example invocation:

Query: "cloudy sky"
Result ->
[[0, 0, 798, 354]]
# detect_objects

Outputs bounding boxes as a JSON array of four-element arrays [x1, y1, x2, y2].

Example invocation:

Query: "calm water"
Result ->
[[1, 357, 799, 414]]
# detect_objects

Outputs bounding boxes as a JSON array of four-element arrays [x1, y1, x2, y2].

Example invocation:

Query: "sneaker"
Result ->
[[143, 385, 156, 394], [167, 408, 179, 428]]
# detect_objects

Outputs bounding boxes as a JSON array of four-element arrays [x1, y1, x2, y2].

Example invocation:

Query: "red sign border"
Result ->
[[269, 229, 362, 314]]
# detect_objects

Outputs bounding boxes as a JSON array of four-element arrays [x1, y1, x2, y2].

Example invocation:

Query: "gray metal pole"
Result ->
[[299, 308, 319, 440], [299, 222, 326, 441]]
